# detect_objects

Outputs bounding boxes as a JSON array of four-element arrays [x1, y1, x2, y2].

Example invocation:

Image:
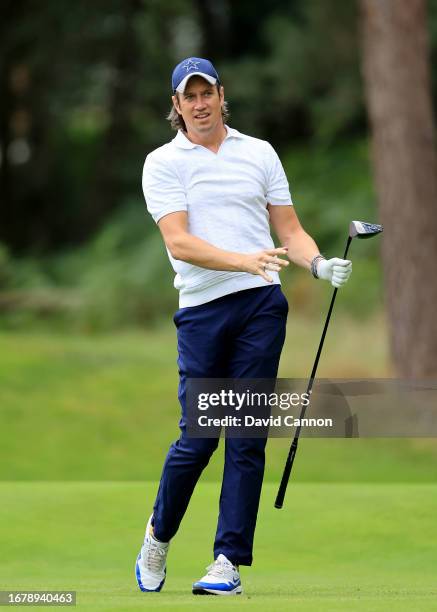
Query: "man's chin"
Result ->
[[185, 118, 223, 139], [193, 121, 213, 131], [189, 117, 219, 132], [196, 125, 213, 133]]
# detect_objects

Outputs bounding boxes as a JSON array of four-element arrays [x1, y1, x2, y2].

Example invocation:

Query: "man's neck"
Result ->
[[184, 123, 227, 153]]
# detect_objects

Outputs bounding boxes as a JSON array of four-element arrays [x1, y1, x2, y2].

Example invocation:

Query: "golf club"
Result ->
[[274, 220, 383, 509]]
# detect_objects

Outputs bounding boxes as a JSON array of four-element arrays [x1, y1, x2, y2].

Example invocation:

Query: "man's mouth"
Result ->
[[194, 113, 210, 119]]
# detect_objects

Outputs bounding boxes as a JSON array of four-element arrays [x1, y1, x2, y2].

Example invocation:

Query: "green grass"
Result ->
[[0, 313, 437, 482], [1, 318, 437, 609], [0, 482, 436, 610], [1, 319, 437, 483]]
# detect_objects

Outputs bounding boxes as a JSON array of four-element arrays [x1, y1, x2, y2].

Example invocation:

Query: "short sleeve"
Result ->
[[142, 153, 188, 223], [264, 142, 293, 206]]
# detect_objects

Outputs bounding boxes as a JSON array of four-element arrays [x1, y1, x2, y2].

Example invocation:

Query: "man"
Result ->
[[136, 57, 352, 596]]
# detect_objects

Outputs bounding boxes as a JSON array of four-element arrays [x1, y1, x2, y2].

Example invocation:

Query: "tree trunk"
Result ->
[[360, 0, 437, 377]]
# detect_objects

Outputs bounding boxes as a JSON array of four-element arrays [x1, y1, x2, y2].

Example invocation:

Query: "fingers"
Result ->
[[265, 247, 289, 257], [264, 263, 281, 272], [259, 258, 278, 281], [329, 258, 352, 267], [247, 247, 289, 282], [332, 266, 352, 278], [263, 253, 289, 270], [259, 255, 286, 281], [331, 266, 352, 288], [332, 277, 345, 288], [264, 256, 289, 272], [271, 256, 289, 268], [258, 266, 273, 283], [325, 257, 352, 288]]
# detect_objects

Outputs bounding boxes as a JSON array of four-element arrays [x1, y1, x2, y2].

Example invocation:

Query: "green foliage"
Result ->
[[2, 0, 437, 255], [44, 202, 177, 330], [282, 140, 378, 252], [222, 0, 364, 145]]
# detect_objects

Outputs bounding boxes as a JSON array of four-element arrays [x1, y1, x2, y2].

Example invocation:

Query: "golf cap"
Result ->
[[172, 57, 220, 94]]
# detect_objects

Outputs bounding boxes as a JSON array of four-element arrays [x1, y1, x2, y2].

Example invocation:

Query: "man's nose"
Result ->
[[194, 97, 206, 109]]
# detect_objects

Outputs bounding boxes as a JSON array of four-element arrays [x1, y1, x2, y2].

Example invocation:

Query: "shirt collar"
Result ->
[[173, 124, 243, 149]]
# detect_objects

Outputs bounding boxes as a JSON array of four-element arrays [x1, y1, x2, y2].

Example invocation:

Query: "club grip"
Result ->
[[274, 442, 297, 509]]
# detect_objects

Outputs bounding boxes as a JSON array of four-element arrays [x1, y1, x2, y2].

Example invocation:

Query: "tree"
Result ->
[[360, 0, 437, 377]]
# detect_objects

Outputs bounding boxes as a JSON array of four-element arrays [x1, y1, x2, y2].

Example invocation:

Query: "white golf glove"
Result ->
[[317, 258, 352, 288]]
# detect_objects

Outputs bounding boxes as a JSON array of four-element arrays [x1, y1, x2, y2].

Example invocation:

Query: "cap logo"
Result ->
[[182, 59, 200, 72]]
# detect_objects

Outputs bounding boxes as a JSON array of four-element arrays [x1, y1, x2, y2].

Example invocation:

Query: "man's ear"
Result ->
[[172, 94, 181, 114]]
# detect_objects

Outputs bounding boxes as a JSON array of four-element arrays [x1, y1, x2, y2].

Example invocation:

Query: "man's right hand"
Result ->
[[239, 247, 289, 283]]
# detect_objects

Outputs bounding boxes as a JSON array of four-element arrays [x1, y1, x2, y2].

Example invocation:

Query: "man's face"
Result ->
[[172, 76, 224, 136]]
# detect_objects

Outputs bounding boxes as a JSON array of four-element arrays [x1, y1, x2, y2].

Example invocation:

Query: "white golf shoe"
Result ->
[[135, 515, 169, 592], [192, 554, 242, 595]]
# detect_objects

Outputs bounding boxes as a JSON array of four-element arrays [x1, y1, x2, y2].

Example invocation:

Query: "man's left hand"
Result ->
[[317, 258, 352, 288]]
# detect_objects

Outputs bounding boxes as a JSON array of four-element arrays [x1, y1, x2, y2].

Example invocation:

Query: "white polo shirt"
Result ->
[[142, 125, 293, 307]]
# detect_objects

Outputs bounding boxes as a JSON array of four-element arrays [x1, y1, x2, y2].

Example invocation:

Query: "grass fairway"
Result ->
[[1, 323, 437, 610], [1, 482, 436, 611], [2, 323, 437, 485]]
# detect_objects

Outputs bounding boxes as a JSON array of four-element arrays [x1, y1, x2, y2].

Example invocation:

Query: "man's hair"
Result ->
[[167, 85, 230, 131]]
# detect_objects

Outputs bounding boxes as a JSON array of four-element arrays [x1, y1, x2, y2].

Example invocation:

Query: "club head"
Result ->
[[349, 220, 383, 239]]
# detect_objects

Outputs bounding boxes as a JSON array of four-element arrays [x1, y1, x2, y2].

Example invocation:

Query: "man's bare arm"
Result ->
[[158, 211, 289, 283], [268, 204, 352, 287], [267, 205, 320, 270]]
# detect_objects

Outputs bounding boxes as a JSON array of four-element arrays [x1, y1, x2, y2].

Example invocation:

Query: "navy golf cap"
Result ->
[[172, 57, 220, 93]]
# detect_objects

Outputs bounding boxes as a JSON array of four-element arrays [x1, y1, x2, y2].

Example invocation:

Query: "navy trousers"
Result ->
[[152, 285, 288, 566]]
